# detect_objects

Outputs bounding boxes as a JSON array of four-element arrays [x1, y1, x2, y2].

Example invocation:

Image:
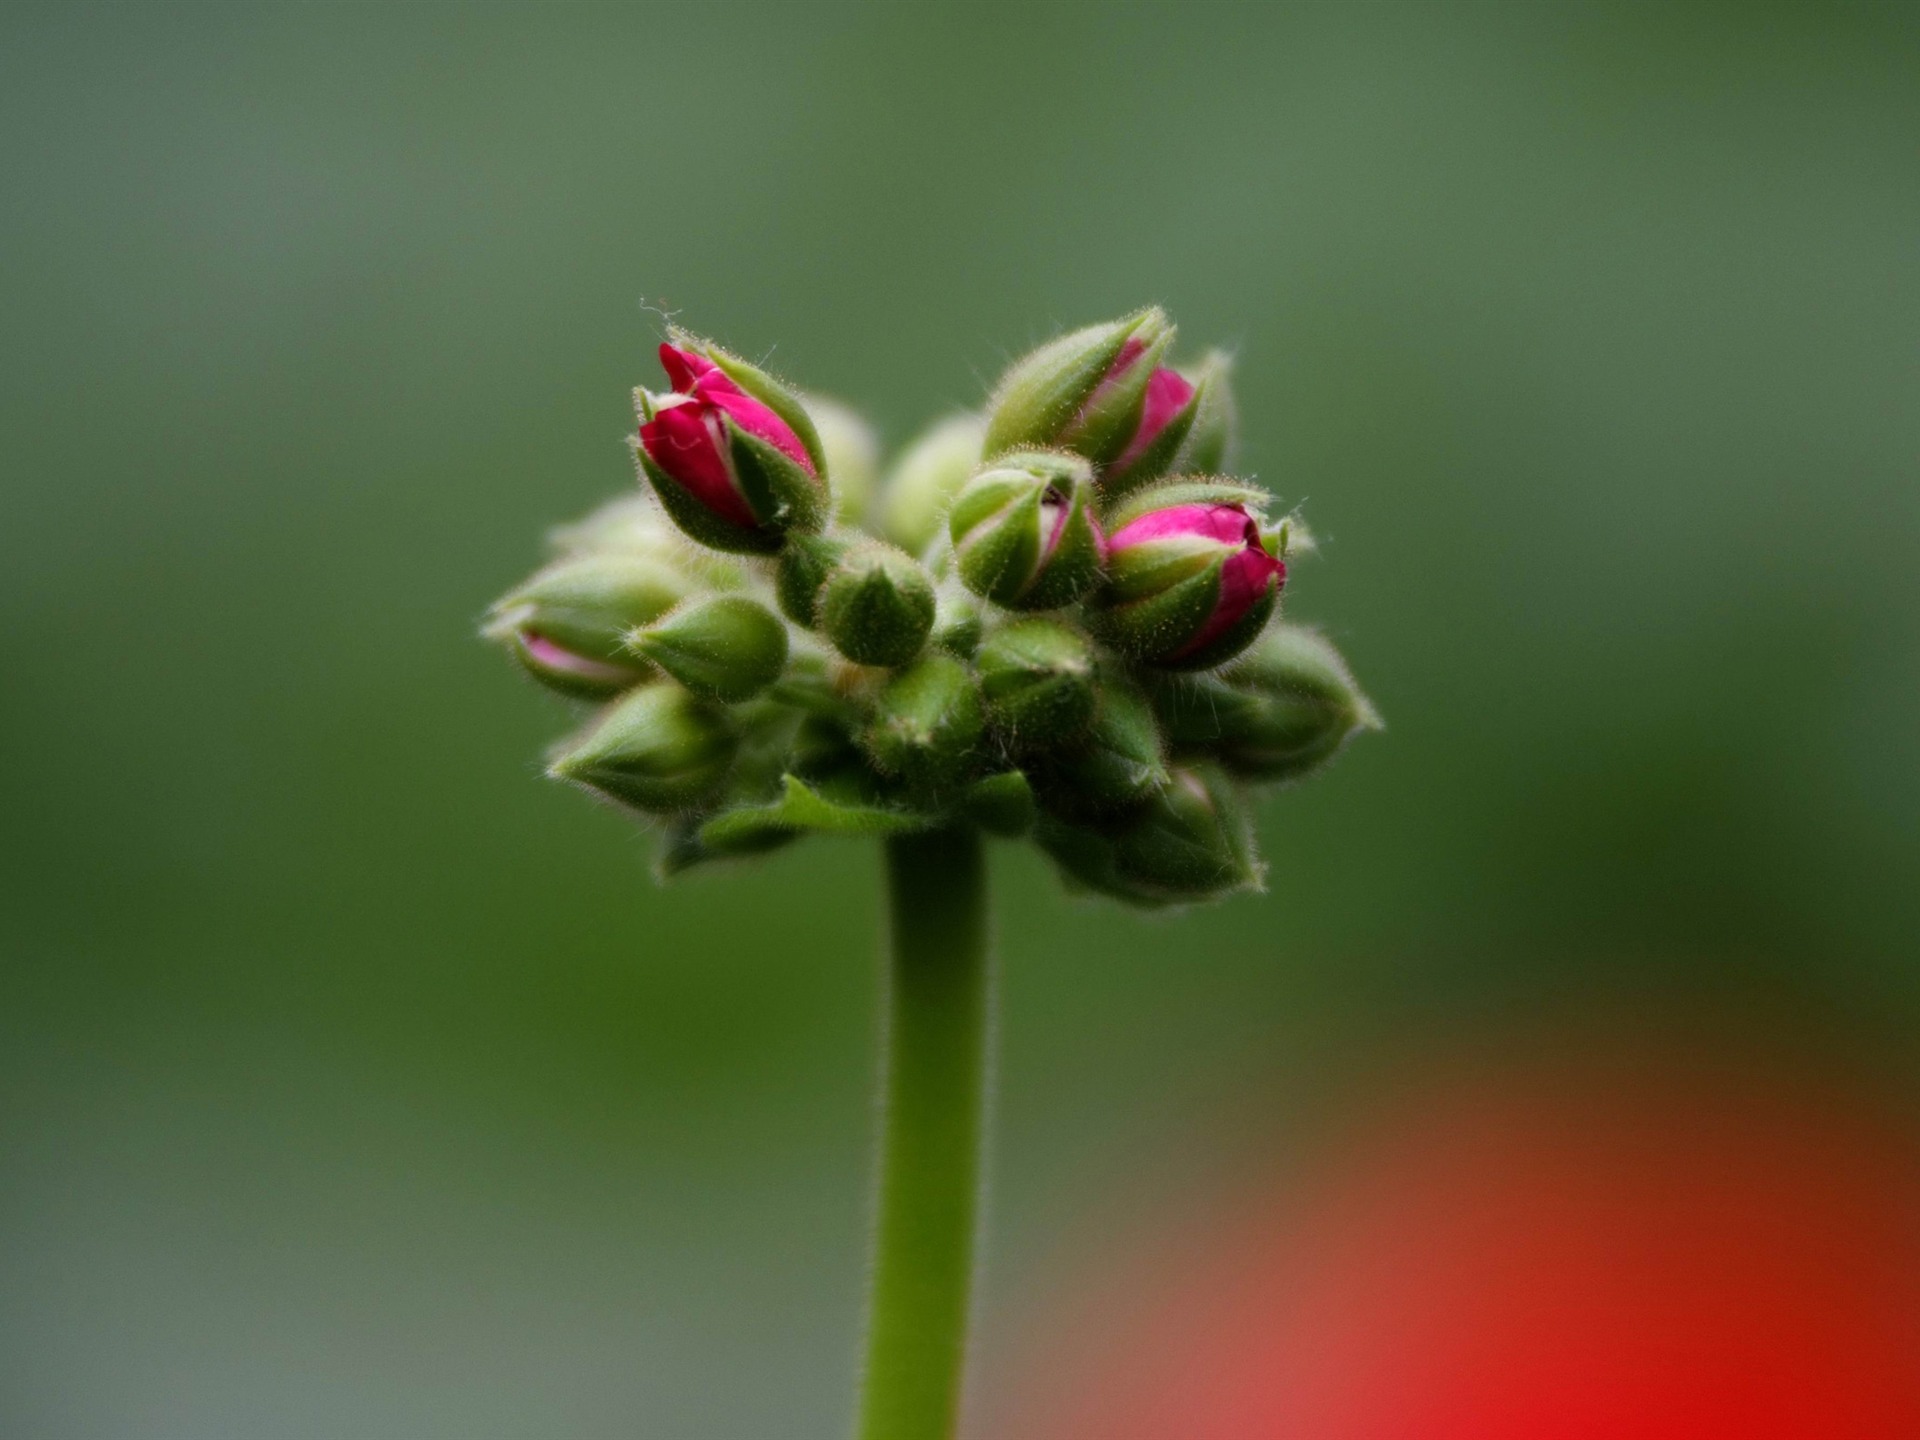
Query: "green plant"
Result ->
[[485, 309, 1376, 1439]]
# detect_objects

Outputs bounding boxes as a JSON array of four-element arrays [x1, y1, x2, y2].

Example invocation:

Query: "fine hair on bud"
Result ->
[[819, 540, 938, 668]]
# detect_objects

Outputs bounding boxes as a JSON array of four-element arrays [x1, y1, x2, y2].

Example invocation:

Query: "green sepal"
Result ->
[[819, 541, 937, 667], [660, 762, 936, 876], [949, 450, 1103, 610], [547, 683, 738, 814], [1148, 670, 1266, 748], [1058, 321, 1176, 467], [1092, 564, 1224, 662], [863, 653, 985, 791], [1033, 682, 1167, 819], [981, 308, 1168, 461], [636, 444, 781, 556], [1035, 764, 1260, 908], [483, 551, 694, 700], [975, 618, 1098, 751], [668, 328, 829, 477], [878, 412, 986, 555], [627, 595, 789, 703], [1100, 384, 1200, 499], [1167, 585, 1279, 672], [775, 532, 850, 628], [726, 421, 828, 538], [960, 771, 1036, 837], [1209, 625, 1380, 782]]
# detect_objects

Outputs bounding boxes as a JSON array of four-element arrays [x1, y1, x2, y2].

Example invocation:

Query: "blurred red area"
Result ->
[[1003, 1056, 1920, 1440]]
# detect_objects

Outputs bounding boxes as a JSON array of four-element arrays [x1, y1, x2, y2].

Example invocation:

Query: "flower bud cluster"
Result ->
[[486, 312, 1376, 906]]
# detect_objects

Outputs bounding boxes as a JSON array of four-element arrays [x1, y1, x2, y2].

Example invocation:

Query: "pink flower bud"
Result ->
[[1101, 500, 1286, 668], [637, 343, 817, 536], [1108, 365, 1197, 478]]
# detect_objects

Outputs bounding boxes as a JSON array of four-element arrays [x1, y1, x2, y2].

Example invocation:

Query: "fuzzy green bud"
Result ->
[[548, 683, 736, 813], [975, 619, 1097, 751], [819, 541, 937, 668], [484, 551, 694, 700], [773, 532, 849, 629], [877, 413, 986, 557], [1036, 682, 1168, 818], [948, 450, 1105, 610], [982, 309, 1173, 466], [1037, 764, 1259, 907], [1208, 625, 1379, 782], [626, 595, 789, 703], [863, 653, 984, 789]]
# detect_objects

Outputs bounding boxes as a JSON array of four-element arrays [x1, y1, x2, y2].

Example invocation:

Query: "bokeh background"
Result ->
[[4, 5, 1917, 1436]]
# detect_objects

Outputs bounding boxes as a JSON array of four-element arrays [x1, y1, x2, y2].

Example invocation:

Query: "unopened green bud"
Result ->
[[774, 532, 851, 629], [982, 309, 1173, 466], [548, 683, 736, 813], [626, 595, 789, 703], [864, 653, 984, 789], [819, 541, 937, 667], [1209, 625, 1379, 782], [807, 395, 882, 529], [1116, 766, 1260, 901], [1037, 764, 1259, 907], [949, 450, 1104, 610], [877, 413, 986, 557], [975, 619, 1097, 750], [929, 580, 983, 659], [1036, 682, 1167, 818], [484, 551, 694, 700]]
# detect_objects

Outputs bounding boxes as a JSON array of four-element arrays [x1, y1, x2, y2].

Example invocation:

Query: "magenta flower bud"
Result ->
[[1096, 485, 1286, 670], [635, 342, 828, 554]]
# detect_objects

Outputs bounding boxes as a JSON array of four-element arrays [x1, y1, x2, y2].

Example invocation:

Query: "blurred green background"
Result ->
[[3, 5, 1916, 1436]]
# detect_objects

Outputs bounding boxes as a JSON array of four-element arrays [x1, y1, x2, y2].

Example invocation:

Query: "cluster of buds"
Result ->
[[486, 312, 1375, 906]]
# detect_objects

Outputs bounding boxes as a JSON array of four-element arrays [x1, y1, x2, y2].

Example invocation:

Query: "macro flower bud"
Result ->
[[975, 619, 1097, 750], [818, 541, 937, 668], [634, 337, 828, 554], [982, 309, 1173, 467], [948, 450, 1105, 611], [1101, 349, 1240, 497], [626, 595, 790, 704], [807, 394, 881, 529], [1208, 625, 1380, 782], [1095, 483, 1286, 670], [483, 551, 693, 700], [863, 653, 984, 789], [774, 532, 850, 628], [547, 682, 736, 813], [878, 413, 986, 556], [1035, 682, 1167, 818], [1037, 764, 1259, 908]]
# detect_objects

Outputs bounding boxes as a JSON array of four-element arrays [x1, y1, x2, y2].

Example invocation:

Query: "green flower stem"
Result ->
[[857, 827, 992, 1440]]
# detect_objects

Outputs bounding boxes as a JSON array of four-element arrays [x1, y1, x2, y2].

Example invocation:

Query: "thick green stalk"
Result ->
[[857, 827, 992, 1440]]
